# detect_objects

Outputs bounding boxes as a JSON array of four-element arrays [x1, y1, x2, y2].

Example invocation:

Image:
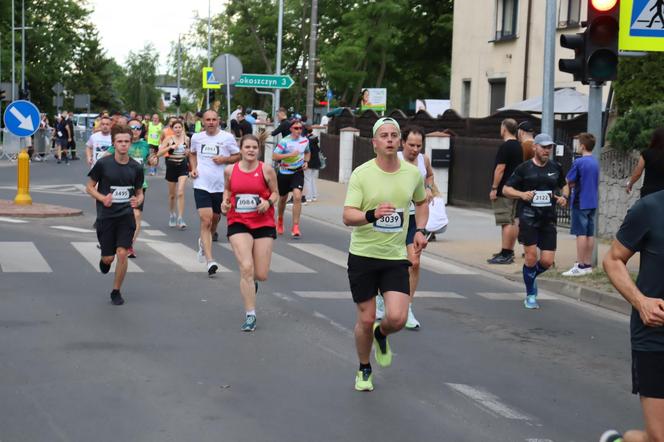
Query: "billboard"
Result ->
[[360, 88, 387, 111]]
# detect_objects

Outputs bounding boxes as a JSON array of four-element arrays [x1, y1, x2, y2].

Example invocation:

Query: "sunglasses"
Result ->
[[291, 126, 303, 130], [130, 125, 142, 130]]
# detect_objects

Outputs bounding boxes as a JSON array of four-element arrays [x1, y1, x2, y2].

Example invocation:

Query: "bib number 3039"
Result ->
[[110, 186, 132, 204], [531, 190, 553, 207], [373, 209, 404, 233], [235, 194, 261, 213]]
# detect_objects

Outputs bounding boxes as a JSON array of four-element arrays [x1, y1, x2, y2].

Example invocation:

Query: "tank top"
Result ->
[[398, 152, 428, 215], [147, 123, 163, 146], [227, 162, 276, 229]]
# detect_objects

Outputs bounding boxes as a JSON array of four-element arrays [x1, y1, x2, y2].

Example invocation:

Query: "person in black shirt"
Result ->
[[503, 133, 569, 309], [602, 190, 664, 442], [86, 124, 144, 306], [270, 108, 291, 138], [237, 112, 253, 137], [626, 128, 664, 198], [488, 119, 523, 264]]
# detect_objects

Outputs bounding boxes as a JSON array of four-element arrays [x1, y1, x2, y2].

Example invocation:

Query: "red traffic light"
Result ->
[[590, 0, 618, 11], [318, 101, 328, 105]]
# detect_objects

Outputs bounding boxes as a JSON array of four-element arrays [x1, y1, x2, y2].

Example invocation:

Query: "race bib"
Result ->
[[150, 132, 158, 140], [201, 144, 219, 157], [532, 190, 553, 207], [131, 156, 143, 164], [235, 194, 261, 213], [373, 209, 404, 233], [110, 186, 133, 203]]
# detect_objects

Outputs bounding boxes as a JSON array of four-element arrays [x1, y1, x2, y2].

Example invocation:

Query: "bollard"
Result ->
[[14, 148, 32, 205]]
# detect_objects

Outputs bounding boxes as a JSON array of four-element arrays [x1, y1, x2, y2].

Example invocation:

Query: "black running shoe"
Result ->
[[110, 290, 124, 305], [212, 232, 219, 242], [99, 259, 111, 274], [487, 254, 514, 265]]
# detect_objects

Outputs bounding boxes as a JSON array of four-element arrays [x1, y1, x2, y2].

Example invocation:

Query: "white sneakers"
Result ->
[[562, 263, 593, 276], [375, 295, 420, 330]]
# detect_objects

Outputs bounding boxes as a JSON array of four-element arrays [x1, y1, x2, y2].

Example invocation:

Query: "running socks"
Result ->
[[523, 261, 550, 296], [374, 325, 388, 353], [359, 362, 372, 373], [246, 310, 256, 317], [500, 248, 514, 257]]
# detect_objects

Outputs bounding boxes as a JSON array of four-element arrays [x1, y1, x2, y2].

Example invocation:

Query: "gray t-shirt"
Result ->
[[88, 155, 144, 220], [616, 190, 664, 351]]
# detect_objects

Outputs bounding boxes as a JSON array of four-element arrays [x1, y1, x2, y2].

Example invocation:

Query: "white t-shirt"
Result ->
[[86, 132, 112, 167], [190, 130, 240, 193]]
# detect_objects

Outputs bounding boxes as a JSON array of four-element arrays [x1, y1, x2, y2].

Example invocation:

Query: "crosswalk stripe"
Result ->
[[71, 242, 143, 273], [288, 243, 347, 268], [146, 241, 231, 272], [142, 230, 167, 237], [140, 220, 151, 227], [50, 226, 95, 233], [446, 383, 532, 421], [220, 244, 316, 273], [0, 242, 52, 272], [419, 255, 477, 275], [0, 217, 29, 224], [476, 292, 555, 301], [293, 291, 464, 299]]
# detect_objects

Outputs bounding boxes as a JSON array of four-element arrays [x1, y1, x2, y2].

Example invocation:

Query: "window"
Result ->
[[558, 0, 581, 28], [462, 80, 471, 117], [495, 0, 519, 41], [164, 91, 171, 101], [489, 79, 506, 115]]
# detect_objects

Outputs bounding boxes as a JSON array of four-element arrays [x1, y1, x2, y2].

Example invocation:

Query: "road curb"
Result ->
[[0, 199, 83, 218]]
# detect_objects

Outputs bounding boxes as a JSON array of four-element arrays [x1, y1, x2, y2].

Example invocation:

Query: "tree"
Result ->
[[121, 44, 162, 114], [614, 53, 664, 115]]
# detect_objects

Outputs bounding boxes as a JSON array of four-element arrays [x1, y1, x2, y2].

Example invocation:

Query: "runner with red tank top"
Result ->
[[222, 134, 278, 332]]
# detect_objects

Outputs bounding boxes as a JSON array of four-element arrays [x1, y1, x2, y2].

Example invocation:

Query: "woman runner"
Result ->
[[221, 134, 278, 332], [157, 120, 190, 229]]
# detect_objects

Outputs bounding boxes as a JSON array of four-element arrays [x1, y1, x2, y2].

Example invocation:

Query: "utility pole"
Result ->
[[206, 0, 211, 109], [177, 34, 181, 116], [541, 0, 556, 135], [273, 0, 284, 120], [11, 0, 16, 101], [588, 81, 603, 267], [305, 0, 318, 122], [21, 0, 25, 94]]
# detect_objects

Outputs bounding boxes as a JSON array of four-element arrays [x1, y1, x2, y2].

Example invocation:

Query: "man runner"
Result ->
[[503, 133, 568, 309], [343, 117, 428, 391], [86, 125, 144, 305], [190, 109, 240, 276], [86, 116, 112, 168], [272, 119, 310, 238]]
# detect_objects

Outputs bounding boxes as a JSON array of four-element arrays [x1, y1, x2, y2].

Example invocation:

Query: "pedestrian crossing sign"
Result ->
[[202, 67, 221, 89], [620, 0, 664, 51]]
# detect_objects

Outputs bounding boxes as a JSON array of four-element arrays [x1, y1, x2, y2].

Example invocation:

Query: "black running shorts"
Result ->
[[347, 253, 411, 304], [518, 218, 557, 251], [96, 213, 136, 257], [194, 188, 222, 214], [165, 160, 189, 183], [277, 169, 304, 196], [632, 351, 664, 399], [227, 223, 277, 239]]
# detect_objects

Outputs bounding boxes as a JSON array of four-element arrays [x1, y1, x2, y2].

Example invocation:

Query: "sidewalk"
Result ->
[[300, 179, 633, 315], [0, 199, 82, 217]]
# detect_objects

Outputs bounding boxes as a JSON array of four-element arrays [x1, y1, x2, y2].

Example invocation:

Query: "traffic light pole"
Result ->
[[588, 81, 603, 267], [542, 0, 557, 135]]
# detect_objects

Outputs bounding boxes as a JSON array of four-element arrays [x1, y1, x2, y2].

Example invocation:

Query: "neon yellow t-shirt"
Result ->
[[344, 159, 426, 260]]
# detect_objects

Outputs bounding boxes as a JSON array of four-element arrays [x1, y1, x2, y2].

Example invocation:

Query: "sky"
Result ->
[[89, 0, 227, 72]]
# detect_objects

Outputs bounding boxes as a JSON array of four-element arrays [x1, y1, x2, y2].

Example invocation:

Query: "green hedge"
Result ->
[[606, 103, 664, 153]]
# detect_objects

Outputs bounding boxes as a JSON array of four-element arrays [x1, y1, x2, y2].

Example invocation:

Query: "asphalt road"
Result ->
[[0, 159, 642, 441]]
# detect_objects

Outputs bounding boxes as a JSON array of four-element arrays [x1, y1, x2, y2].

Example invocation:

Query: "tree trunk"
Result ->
[[375, 47, 387, 87]]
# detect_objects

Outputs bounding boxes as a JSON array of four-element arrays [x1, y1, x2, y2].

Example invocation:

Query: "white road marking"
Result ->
[[145, 242, 231, 272], [140, 220, 150, 227], [476, 292, 555, 301], [446, 383, 532, 421], [294, 291, 464, 299], [50, 226, 95, 233], [420, 254, 478, 275], [312, 311, 353, 337], [220, 243, 316, 273], [0, 242, 52, 272], [0, 217, 29, 224], [288, 243, 347, 268], [71, 242, 143, 273], [272, 292, 295, 302], [142, 229, 167, 237], [414, 291, 466, 299]]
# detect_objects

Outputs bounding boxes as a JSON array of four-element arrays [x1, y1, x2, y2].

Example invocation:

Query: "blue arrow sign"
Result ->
[[3, 100, 40, 137], [326, 89, 333, 100]]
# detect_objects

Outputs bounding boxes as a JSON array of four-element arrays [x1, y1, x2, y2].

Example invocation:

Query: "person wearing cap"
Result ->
[[502, 133, 569, 309], [488, 118, 522, 264], [343, 117, 428, 391], [518, 121, 535, 162]]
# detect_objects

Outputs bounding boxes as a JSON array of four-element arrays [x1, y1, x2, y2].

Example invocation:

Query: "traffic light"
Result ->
[[559, 32, 587, 83], [173, 94, 181, 107], [585, 0, 620, 83]]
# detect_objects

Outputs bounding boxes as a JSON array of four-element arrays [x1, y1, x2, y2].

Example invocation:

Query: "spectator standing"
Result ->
[[237, 113, 253, 137], [627, 128, 664, 198], [518, 121, 535, 161], [55, 114, 70, 165], [562, 133, 600, 276], [303, 124, 321, 202], [488, 118, 522, 264], [67, 111, 77, 160], [271, 108, 291, 138]]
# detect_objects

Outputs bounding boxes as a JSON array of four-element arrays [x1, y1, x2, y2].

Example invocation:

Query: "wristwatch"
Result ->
[[415, 228, 427, 235]]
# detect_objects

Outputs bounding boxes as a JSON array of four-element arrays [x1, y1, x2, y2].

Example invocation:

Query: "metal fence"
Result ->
[[319, 133, 340, 181]]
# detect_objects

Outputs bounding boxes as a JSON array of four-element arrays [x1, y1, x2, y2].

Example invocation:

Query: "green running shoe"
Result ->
[[372, 322, 392, 367], [241, 315, 257, 332], [354, 369, 374, 392]]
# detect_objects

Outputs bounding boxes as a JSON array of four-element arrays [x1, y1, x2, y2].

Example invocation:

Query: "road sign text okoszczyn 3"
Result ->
[[235, 74, 294, 89]]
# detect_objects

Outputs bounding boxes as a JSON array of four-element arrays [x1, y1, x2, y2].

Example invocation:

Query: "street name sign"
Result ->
[[620, 0, 664, 51], [3, 100, 40, 137], [235, 74, 294, 89]]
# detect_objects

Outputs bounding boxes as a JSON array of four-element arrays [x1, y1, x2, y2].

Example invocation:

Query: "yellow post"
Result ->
[[14, 148, 32, 205]]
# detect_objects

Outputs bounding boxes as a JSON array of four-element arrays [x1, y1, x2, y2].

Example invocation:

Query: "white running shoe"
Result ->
[[405, 305, 420, 330], [375, 294, 385, 320], [207, 261, 219, 276], [562, 263, 591, 276], [197, 238, 205, 263], [168, 213, 177, 228]]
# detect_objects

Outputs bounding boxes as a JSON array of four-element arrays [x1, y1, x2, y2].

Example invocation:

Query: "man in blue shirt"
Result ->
[[563, 133, 600, 276]]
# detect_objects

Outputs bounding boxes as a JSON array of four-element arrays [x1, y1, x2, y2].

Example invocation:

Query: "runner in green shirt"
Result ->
[[108, 120, 156, 258], [342, 117, 428, 392]]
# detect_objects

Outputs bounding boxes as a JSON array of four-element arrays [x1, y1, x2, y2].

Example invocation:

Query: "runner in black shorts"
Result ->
[[86, 124, 144, 306], [157, 120, 190, 229], [503, 133, 568, 310]]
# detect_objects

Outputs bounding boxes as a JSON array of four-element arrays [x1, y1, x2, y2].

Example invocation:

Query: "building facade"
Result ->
[[450, 0, 610, 118]]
